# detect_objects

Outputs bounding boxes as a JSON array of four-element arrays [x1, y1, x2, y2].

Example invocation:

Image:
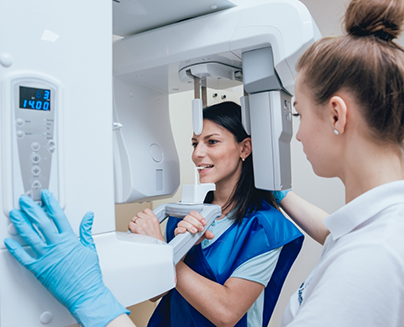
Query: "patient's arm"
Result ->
[[106, 314, 136, 327], [280, 191, 330, 245]]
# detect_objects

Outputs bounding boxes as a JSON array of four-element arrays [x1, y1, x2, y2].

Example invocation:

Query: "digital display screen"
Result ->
[[19, 86, 51, 111]]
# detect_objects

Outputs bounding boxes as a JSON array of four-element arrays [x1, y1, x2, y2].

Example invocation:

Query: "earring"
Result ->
[[241, 157, 245, 162], [334, 129, 339, 135]]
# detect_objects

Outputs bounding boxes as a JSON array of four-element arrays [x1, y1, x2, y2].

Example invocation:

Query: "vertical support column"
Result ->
[[201, 85, 207, 107], [192, 76, 203, 135]]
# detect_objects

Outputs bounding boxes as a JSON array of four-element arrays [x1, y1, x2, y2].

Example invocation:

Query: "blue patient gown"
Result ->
[[148, 200, 303, 327]]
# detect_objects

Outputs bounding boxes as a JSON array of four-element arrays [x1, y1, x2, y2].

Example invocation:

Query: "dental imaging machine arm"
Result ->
[[113, 0, 321, 192]]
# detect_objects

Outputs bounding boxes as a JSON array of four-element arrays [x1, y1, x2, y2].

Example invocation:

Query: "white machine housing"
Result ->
[[113, 78, 180, 203]]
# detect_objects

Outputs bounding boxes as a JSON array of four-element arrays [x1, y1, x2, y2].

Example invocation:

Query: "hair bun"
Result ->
[[344, 0, 404, 41]]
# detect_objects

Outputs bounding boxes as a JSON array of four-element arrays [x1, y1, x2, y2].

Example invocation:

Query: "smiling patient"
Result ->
[[129, 101, 304, 327]]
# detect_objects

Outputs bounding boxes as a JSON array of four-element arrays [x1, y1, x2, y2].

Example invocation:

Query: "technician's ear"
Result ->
[[240, 138, 252, 159], [328, 95, 347, 135]]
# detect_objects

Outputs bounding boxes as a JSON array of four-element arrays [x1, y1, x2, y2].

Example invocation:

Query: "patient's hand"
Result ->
[[128, 208, 165, 242], [174, 210, 215, 245]]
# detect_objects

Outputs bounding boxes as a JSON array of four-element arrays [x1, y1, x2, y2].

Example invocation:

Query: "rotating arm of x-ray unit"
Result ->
[[182, 47, 294, 191], [113, 1, 321, 192], [154, 202, 221, 264]]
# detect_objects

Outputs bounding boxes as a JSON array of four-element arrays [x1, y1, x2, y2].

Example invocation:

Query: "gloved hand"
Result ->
[[273, 189, 291, 206], [4, 189, 129, 327]]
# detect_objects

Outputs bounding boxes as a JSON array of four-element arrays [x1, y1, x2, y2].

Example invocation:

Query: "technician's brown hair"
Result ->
[[297, 0, 404, 146]]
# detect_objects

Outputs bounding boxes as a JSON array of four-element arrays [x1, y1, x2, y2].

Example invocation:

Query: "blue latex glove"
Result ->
[[273, 189, 291, 206], [4, 189, 129, 327]]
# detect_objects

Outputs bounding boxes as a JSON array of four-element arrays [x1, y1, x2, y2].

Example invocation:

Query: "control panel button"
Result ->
[[16, 130, 25, 139], [25, 190, 33, 198], [31, 153, 41, 164], [47, 140, 55, 147], [16, 118, 25, 126], [31, 142, 40, 151], [32, 180, 41, 189], [32, 166, 41, 176], [39, 311, 53, 324]]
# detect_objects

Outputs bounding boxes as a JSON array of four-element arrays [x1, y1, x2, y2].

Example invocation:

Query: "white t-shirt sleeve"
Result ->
[[230, 246, 283, 286]]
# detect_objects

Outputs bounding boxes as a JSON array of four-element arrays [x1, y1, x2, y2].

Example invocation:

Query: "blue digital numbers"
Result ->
[[20, 86, 51, 111]]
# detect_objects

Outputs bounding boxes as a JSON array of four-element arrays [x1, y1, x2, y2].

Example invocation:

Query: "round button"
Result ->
[[47, 140, 55, 147], [8, 223, 18, 236], [48, 146, 55, 153], [0, 53, 13, 67], [150, 144, 163, 163], [31, 142, 40, 151], [25, 190, 33, 198], [16, 118, 24, 126], [32, 180, 42, 189], [31, 153, 41, 163], [39, 311, 53, 324], [32, 166, 41, 176], [16, 130, 25, 139]]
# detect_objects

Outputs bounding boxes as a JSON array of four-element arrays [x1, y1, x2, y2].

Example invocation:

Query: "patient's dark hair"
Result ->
[[203, 101, 278, 223]]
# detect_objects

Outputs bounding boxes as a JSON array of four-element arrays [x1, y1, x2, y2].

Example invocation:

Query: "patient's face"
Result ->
[[191, 120, 242, 189]]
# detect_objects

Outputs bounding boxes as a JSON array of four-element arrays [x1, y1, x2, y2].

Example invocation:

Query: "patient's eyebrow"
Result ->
[[192, 133, 221, 142], [203, 133, 220, 139]]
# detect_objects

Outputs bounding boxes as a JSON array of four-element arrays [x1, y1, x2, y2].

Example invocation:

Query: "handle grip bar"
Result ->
[[153, 203, 221, 265]]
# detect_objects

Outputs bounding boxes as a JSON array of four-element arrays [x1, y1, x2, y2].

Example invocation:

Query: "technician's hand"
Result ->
[[4, 190, 129, 327], [129, 208, 165, 242], [174, 210, 214, 245], [273, 189, 291, 206]]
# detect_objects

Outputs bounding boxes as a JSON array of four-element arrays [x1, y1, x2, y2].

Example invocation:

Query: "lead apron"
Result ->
[[148, 201, 304, 327]]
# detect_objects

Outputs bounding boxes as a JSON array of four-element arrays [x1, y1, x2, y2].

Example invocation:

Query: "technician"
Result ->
[[4, 0, 404, 326]]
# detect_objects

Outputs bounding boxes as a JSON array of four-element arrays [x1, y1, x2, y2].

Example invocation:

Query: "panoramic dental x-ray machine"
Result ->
[[0, 0, 319, 325]]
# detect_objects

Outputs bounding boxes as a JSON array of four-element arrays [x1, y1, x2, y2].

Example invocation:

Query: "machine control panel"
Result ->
[[11, 79, 59, 207]]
